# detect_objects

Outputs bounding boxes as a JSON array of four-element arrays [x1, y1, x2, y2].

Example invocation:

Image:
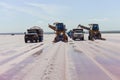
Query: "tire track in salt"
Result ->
[[75, 41, 119, 80], [0, 43, 45, 75], [0, 43, 43, 65]]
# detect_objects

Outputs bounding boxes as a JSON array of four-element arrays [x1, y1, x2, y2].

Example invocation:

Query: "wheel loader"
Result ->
[[48, 22, 68, 42], [79, 24, 106, 41]]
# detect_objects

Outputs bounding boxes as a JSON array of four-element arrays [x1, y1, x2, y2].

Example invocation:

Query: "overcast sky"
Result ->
[[0, 0, 120, 33]]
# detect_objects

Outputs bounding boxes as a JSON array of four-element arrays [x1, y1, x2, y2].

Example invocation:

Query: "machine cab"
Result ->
[[89, 24, 99, 31], [54, 23, 66, 31]]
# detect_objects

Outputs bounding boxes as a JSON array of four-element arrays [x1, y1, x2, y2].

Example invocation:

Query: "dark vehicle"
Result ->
[[11, 33, 15, 36], [24, 26, 43, 43]]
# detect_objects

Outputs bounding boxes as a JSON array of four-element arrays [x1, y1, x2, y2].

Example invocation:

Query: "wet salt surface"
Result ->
[[68, 46, 111, 80], [96, 56, 120, 79], [0, 44, 43, 65], [0, 34, 120, 80], [0, 48, 44, 80], [0, 50, 17, 55], [0, 56, 35, 80]]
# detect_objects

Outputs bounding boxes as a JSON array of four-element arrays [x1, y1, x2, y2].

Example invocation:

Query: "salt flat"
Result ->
[[0, 34, 120, 80]]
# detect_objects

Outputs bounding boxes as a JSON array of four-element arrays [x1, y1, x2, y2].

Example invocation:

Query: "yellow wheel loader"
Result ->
[[79, 24, 106, 41], [48, 22, 68, 42]]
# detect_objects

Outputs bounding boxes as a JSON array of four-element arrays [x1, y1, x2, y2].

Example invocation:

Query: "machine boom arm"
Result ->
[[78, 24, 90, 30], [48, 24, 56, 31]]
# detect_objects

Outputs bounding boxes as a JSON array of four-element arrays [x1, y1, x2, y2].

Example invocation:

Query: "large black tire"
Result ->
[[97, 32, 101, 39], [88, 36, 91, 40], [35, 39, 38, 43], [54, 36, 60, 42], [39, 36, 43, 42], [81, 37, 84, 40], [65, 36, 68, 42], [54, 37, 58, 42], [88, 35, 94, 41], [72, 37, 76, 40], [25, 39, 27, 43], [54, 35, 64, 42]]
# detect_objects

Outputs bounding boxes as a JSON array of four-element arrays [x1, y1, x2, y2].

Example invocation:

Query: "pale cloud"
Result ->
[[0, 2, 13, 9], [88, 18, 109, 22], [25, 2, 68, 15], [0, 2, 69, 22], [0, 2, 54, 20]]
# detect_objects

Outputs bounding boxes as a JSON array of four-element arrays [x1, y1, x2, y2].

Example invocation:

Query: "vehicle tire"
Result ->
[[54, 37, 58, 42], [82, 37, 84, 40], [97, 32, 101, 39], [39, 36, 43, 42], [73, 37, 76, 40], [88, 36, 91, 40], [25, 39, 27, 43], [35, 39, 38, 43], [88, 35, 94, 41]]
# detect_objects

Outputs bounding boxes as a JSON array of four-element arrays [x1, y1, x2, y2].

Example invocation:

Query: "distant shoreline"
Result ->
[[0, 32, 54, 35], [0, 31, 120, 35]]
